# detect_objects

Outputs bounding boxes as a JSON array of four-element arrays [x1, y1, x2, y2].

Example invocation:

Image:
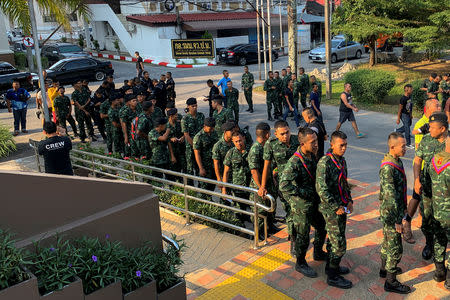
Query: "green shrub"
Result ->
[[14, 52, 27, 70], [0, 125, 16, 158], [61, 37, 67, 43], [344, 69, 396, 103], [0, 229, 30, 290], [410, 79, 427, 110]]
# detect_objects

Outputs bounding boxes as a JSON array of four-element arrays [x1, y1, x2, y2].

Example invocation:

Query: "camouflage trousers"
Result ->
[[300, 93, 307, 109], [250, 181, 276, 235], [198, 166, 216, 195], [229, 103, 239, 124], [135, 138, 151, 158], [57, 114, 78, 136], [291, 203, 326, 259], [420, 194, 435, 241], [104, 124, 113, 153], [266, 97, 280, 117], [276, 97, 283, 116], [244, 89, 253, 110], [380, 225, 403, 273], [433, 217, 449, 265], [293, 96, 300, 113], [75, 109, 94, 140], [185, 144, 198, 176], [233, 190, 251, 223], [111, 127, 124, 154], [321, 211, 347, 268]]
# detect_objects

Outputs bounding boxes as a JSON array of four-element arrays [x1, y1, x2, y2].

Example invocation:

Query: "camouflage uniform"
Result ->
[[226, 87, 240, 123], [168, 119, 186, 173], [212, 137, 234, 180], [416, 134, 445, 244], [53, 95, 78, 136], [274, 77, 283, 116], [316, 152, 353, 268], [379, 153, 407, 273], [108, 106, 124, 153], [299, 73, 310, 109], [135, 112, 152, 158], [264, 78, 280, 118], [429, 151, 449, 267], [292, 80, 301, 113], [150, 107, 164, 128], [241, 72, 254, 110], [72, 89, 94, 140], [440, 80, 450, 110], [213, 107, 234, 137], [119, 105, 138, 157], [148, 128, 169, 168], [99, 100, 112, 152], [279, 149, 326, 259], [181, 112, 205, 176], [240, 126, 254, 150], [224, 147, 251, 214], [193, 128, 218, 191], [263, 135, 300, 235]]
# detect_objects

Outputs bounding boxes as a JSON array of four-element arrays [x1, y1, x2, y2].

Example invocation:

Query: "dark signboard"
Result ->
[[171, 39, 214, 59]]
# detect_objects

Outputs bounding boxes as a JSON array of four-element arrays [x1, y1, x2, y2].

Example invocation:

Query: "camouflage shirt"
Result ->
[[248, 141, 273, 191], [71, 89, 89, 110], [316, 151, 352, 213], [416, 134, 445, 197], [119, 105, 138, 134], [137, 112, 152, 137], [298, 73, 310, 94], [213, 107, 234, 136], [224, 147, 251, 186], [240, 127, 254, 150], [148, 128, 169, 165], [108, 106, 121, 127], [53, 95, 71, 117], [150, 107, 164, 128], [193, 129, 218, 169], [99, 100, 111, 128], [168, 119, 185, 155], [429, 151, 450, 225], [181, 112, 205, 138], [241, 72, 254, 89], [440, 80, 450, 99], [225, 87, 239, 110], [212, 137, 234, 174], [379, 153, 407, 226], [282, 74, 292, 91], [263, 78, 279, 100], [263, 135, 300, 175]]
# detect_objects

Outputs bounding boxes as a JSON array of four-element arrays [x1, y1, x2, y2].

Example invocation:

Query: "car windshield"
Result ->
[[49, 60, 67, 70], [59, 45, 82, 53], [228, 44, 244, 50], [331, 40, 341, 48]]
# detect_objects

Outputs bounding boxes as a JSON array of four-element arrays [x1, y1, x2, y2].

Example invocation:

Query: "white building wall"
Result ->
[[0, 13, 13, 56]]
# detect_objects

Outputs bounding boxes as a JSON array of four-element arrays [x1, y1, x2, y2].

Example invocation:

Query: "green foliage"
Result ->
[[93, 40, 100, 52], [410, 79, 428, 110], [344, 69, 396, 103], [113, 40, 120, 51], [0, 229, 29, 290], [14, 52, 27, 70], [0, 125, 17, 158], [201, 31, 213, 39], [78, 36, 84, 49], [61, 36, 67, 43], [32, 56, 49, 69]]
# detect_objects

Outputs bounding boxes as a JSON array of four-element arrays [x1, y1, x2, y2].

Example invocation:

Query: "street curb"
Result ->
[[88, 52, 216, 68]]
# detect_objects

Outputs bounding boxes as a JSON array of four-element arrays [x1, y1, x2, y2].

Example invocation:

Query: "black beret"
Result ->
[[221, 121, 235, 132], [167, 108, 178, 116], [204, 117, 216, 127], [155, 117, 168, 126], [124, 94, 136, 103], [186, 97, 197, 105], [166, 101, 176, 109], [429, 112, 448, 124], [142, 101, 153, 111], [137, 90, 146, 96]]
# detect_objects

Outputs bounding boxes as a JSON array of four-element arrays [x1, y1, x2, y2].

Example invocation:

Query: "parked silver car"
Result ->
[[308, 39, 364, 63]]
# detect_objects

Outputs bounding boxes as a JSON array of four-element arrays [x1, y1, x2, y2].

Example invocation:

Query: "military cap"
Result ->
[[166, 101, 176, 109], [221, 121, 235, 132], [167, 108, 178, 116], [186, 97, 197, 105], [124, 94, 136, 103], [142, 101, 153, 111], [429, 112, 448, 125], [137, 90, 146, 96], [155, 117, 168, 126], [204, 117, 216, 127]]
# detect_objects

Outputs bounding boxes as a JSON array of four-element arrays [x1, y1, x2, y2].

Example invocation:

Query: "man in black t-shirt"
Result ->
[[302, 107, 327, 158], [335, 83, 364, 138], [135, 51, 144, 78], [38, 122, 73, 175], [396, 84, 414, 148], [204, 79, 220, 117], [282, 80, 300, 127]]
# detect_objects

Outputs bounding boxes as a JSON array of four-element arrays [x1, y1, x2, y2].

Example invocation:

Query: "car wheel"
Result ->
[[331, 54, 337, 63], [238, 57, 247, 66], [95, 71, 106, 81], [355, 50, 362, 59]]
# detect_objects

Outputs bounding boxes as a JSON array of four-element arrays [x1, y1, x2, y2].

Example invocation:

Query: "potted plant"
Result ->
[[93, 40, 100, 52], [0, 229, 37, 300], [78, 36, 85, 49], [27, 237, 83, 300], [74, 237, 125, 300], [113, 40, 120, 55]]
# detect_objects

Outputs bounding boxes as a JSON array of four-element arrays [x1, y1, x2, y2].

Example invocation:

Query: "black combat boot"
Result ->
[[422, 235, 433, 260], [445, 269, 450, 290], [433, 262, 447, 282], [313, 244, 328, 261], [384, 272, 411, 294], [268, 112, 273, 121], [325, 263, 350, 275], [290, 239, 296, 257], [379, 259, 402, 278], [326, 267, 352, 289], [295, 257, 318, 278]]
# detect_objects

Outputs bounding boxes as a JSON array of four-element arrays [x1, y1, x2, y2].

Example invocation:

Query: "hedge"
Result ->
[[344, 69, 396, 103], [13, 52, 49, 70], [410, 79, 427, 110]]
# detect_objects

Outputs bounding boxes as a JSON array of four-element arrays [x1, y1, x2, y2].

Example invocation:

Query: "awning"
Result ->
[[182, 17, 288, 31]]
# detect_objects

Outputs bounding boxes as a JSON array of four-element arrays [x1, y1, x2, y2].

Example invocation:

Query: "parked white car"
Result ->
[[308, 39, 365, 63]]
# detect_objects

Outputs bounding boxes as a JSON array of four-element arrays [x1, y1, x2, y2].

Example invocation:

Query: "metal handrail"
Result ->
[[29, 139, 276, 249], [162, 233, 180, 257]]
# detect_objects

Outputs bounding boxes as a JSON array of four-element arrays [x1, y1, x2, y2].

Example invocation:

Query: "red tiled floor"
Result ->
[[368, 283, 385, 297], [299, 289, 318, 300], [274, 230, 289, 239], [423, 295, 440, 300], [312, 279, 329, 292], [289, 270, 305, 280], [345, 273, 361, 285], [276, 263, 293, 274], [385, 292, 407, 300], [327, 287, 346, 299], [354, 265, 371, 276], [265, 271, 282, 282], [277, 277, 295, 289], [231, 295, 247, 300], [197, 274, 215, 286]]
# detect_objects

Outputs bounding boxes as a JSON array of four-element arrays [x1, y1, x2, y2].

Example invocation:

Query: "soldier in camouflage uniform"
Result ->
[[223, 132, 251, 222], [263, 71, 279, 121], [99, 95, 113, 153], [233, 122, 253, 151], [149, 96, 164, 128], [149, 117, 174, 175], [379, 132, 411, 294], [316, 131, 353, 289], [241, 66, 254, 113], [53, 86, 78, 137], [212, 97, 234, 137], [291, 73, 301, 113], [72, 80, 94, 142], [212, 121, 235, 183], [279, 128, 327, 278], [182, 98, 205, 177], [120, 94, 139, 157], [429, 136, 450, 289], [167, 108, 186, 174], [259, 120, 299, 242], [274, 71, 283, 118], [193, 117, 218, 193], [133, 101, 153, 158], [108, 95, 124, 154], [298, 67, 310, 109], [225, 81, 240, 123], [413, 112, 447, 261], [439, 73, 450, 110]]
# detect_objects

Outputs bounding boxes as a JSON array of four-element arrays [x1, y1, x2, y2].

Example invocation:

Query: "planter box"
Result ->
[[84, 281, 122, 300], [157, 279, 186, 300], [0, 272, 38, 300], [40, 277, 83, 300], [123, 280, 157, 300]]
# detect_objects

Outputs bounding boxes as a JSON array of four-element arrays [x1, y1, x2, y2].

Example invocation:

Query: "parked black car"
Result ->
[[0, 61, 35, 108], [42, 43, 90, 66], [218, 44, 279, 66], [45, 57, 114, 85]]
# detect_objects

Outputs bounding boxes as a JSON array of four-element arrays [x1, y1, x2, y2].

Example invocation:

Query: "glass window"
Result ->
[[58, 45, 83, 53]]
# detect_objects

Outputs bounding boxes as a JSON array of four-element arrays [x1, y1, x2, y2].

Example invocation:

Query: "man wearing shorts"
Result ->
[[335, 83, 364, 138]]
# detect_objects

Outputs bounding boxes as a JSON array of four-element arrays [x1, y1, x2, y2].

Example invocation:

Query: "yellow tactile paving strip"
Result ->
[[197, 248, 293, 300]]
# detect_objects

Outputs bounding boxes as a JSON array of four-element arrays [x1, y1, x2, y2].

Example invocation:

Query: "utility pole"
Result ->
[[324, 0, 332, 100], [256, 0, 261, 80], [279, 0, 283, 53], [287, 0, 297, 72], [84, 18, 90, 51], [267, 0, 272, 71], [28, 0, 49, 121], [261, 1, 267, 79]]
